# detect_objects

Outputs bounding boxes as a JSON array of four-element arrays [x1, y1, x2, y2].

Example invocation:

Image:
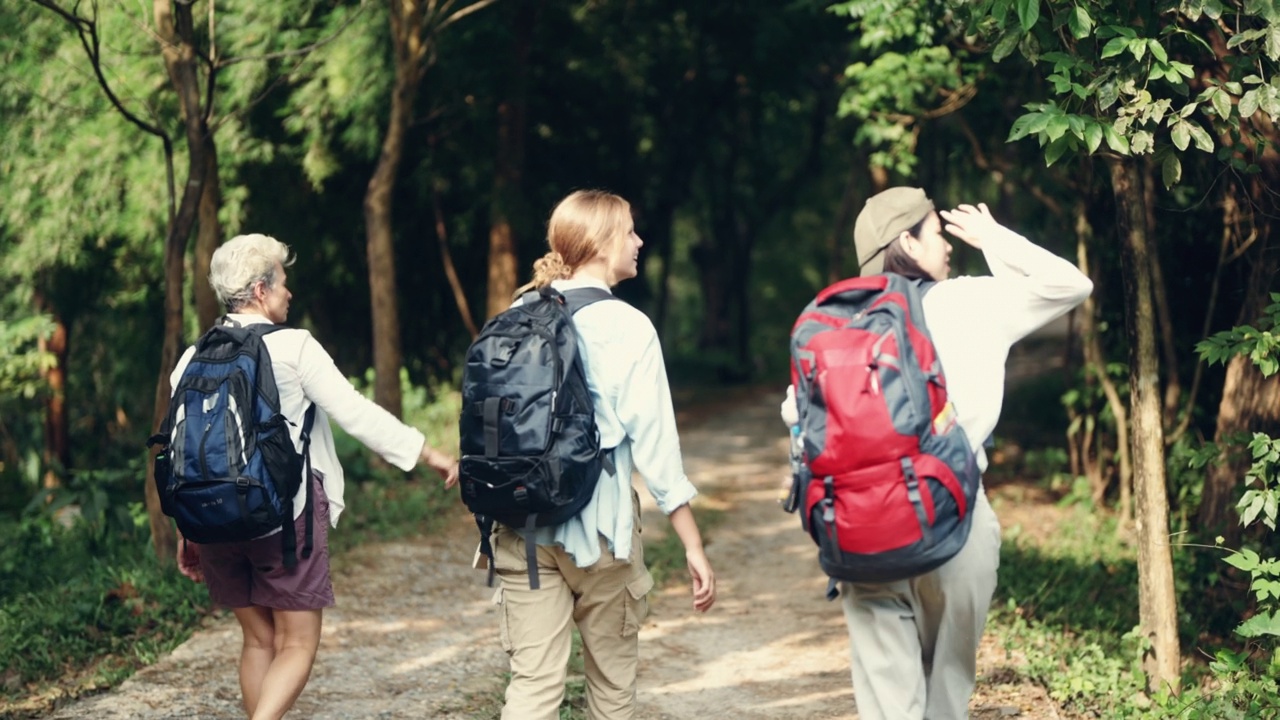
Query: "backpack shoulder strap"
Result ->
[[562, 286, 616, 315]]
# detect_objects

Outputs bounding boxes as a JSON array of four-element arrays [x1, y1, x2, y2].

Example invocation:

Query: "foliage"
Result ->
[[1178, 283, 1280, 712], [0, 516, 208, 700], [830, 0, 976, 175], [955, 0, 1280, 183], [0, 313, 55, 401], [1197, 293, 1280, 378]]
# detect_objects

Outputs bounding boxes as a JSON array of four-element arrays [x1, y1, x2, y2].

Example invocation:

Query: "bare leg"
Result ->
[[232, 606, 276, 717], [249, 608, 323, 720]]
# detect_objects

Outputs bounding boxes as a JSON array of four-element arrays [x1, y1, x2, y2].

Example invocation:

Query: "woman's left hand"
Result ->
[[176, 534, 204, 583], [686, 548, 717, 613]]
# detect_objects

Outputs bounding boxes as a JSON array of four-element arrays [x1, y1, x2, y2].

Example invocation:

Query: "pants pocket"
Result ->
[[622, 571, 654, 636], [492, 587, 514, 653]]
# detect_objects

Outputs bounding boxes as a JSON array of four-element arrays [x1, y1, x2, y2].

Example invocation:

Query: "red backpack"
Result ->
[[785, 274, 980, 597]]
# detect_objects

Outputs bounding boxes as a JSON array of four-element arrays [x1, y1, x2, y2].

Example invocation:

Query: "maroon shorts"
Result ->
[[198, 473, 336, 611]]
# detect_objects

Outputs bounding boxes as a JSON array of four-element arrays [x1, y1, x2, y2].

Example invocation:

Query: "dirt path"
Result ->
[[49, 391, 1062, 719]]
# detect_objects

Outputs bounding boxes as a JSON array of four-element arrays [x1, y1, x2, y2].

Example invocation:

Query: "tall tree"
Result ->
[[484, 0, 538, 319], [27, 0, 211, 560], [366, 0, 498, 416], [945, 0, 1280, 691]]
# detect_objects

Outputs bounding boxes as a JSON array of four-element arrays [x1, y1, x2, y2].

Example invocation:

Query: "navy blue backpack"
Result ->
[[148, 320, 316, 569]]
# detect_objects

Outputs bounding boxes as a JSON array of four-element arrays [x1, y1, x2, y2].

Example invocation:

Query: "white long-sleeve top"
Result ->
[[169, 313, 426, 526], [523, 277, 699, 568], [782, 227, 1093, 473], [924, 228, 1093, 470]]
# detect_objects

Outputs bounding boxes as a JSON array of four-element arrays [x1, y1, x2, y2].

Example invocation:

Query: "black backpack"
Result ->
[[459, 286, 616, 588], [148, 320, 316, 569]]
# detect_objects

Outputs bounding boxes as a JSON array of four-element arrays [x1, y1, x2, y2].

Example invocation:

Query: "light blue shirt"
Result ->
[[522, 277, 698, 567]]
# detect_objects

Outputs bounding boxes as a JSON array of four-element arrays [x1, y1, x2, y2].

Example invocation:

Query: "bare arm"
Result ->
[[669, 504, 716, 612]]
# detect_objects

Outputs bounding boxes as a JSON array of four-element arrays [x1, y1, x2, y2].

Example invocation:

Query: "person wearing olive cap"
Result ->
[[781, 188, 1093, 719]]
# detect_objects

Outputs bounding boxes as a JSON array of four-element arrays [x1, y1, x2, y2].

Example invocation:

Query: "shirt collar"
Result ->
[[551, 276, 613, 294], [225, 312, 273, 326]]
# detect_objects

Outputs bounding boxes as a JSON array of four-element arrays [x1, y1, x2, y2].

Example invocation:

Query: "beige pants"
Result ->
[[492, 499, 654, 720], [840, 491, 1002, 720]]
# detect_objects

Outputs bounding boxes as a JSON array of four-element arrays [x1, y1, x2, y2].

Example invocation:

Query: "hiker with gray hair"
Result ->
[[168, 233, 458, 720], [781, 188, 1092, 719]]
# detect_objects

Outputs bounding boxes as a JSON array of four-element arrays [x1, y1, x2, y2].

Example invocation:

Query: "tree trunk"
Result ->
[[1075, 202, 1131, 519], [1108, 157, 1180, 692], [146, 0, 210, 563], [1198, 181, 1280, 541], [363, 0, 428, 419], [484, 0, 538, 319], [1142, 159, 1181, 429], [429, 181, 478, 339], [195, 146, 222, 331], [36, 305, 69, 489], [826, 164, 862, 284]]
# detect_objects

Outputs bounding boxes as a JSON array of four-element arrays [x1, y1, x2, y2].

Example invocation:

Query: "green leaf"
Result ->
[[1148, 39, 1168, 63], [1239, 89, 1261, 118], [1162, 153, 1181, 187], [1045, 116, 1071, 141], [1211, 87, 1233, 118], [1016, 0, 1040, 32], [993, 30, 1023, 62], [1130, 38, 1147, 61], [1188, 123, 1215, 152], [1044, 136, 1071, 166], [1171, 121, 1191, 151], [1243, 492, 1268, 526], [1103, 124, 1130, 154], [1101, 37, 1129, 59], [1236, 611, 1280, 639], [1225, 548, 1261, 572], [1008, 113, 1039, 142], [1085, 122, 1103, 153], [1067, 6, 1093, 39]]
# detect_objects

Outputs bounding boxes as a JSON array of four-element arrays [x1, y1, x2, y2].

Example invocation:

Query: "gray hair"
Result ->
[[209, 234, 294, 312]]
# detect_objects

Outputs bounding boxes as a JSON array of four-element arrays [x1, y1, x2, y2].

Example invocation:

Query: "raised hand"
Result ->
[[939, 202, 1005, 250]]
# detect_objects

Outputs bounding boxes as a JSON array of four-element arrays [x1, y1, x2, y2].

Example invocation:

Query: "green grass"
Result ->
[[987, 498, 1280, 719]]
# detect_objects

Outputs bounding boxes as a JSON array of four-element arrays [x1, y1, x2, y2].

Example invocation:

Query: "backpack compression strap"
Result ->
[[298, 403, 319, 563]]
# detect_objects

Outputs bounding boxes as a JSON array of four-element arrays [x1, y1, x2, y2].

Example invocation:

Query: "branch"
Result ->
[[436, 0, 502, 32], [29, 0, 169, 141], [214, 1, 370, 69]]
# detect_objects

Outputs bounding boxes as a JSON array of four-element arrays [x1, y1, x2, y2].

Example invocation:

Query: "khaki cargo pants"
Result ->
[[491, 497, 654, 720]]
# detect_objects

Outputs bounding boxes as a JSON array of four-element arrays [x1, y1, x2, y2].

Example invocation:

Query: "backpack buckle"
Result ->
[[513, 485, 528, 505], [492, 342, 518, 367]]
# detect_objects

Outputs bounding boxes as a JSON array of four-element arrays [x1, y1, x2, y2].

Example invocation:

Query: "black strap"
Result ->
[[279, 403, 317, 570], [477, 515, 498, 587], [826, 577, 840, 601], [560, 286, 616, 315], [483, 397, 502, 457], [299, 403, 318, 562]]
